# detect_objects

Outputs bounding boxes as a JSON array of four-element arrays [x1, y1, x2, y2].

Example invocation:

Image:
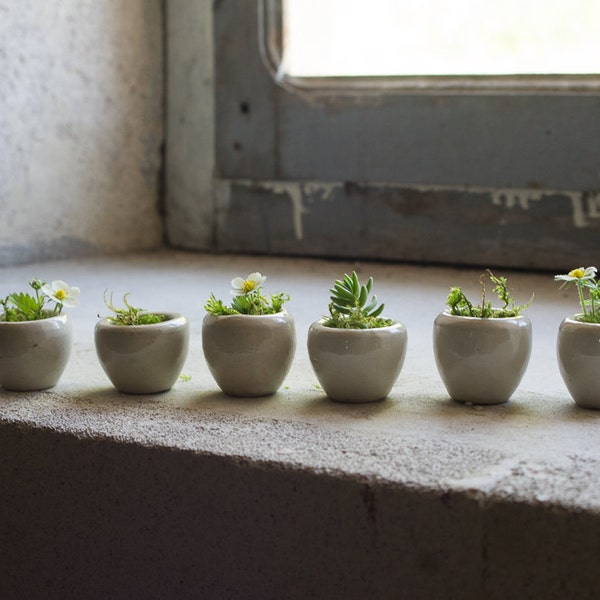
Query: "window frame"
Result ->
[[210, 0, 600, 270], [264, 1, 600, 95]]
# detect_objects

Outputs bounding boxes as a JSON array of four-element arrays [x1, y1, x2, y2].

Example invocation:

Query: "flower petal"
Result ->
[[67, 286, 80, 299], [247, 272, 266, 287], [51, 279, 70, 292]]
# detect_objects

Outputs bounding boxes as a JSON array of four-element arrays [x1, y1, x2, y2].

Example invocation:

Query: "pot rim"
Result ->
[[96, 311, 187, 329], [203, 309, 290, 320], [438, 309, 530, 322], [310, 317, 403, 332], [562, 314, 600, 327], [0, 313, 69, 326]]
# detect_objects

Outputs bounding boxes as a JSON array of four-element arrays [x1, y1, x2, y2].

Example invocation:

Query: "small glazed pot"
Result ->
[[0, 314, 73, 391], [95, 312, 189, 394], [202, 311, 296, 397], [433, 311, 532, 405], [307, 319, 408, 403], [557, 315, 600, 409]]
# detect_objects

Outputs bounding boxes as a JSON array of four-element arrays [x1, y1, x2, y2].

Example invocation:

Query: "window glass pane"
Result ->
[[283, 0, 600, 77]]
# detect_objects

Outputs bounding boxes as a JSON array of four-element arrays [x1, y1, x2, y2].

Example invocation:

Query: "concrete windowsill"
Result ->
[[1, 249, 597, 505], [2, 250, 599, 598]]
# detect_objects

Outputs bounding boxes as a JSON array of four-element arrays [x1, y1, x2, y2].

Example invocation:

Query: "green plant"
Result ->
[[103, 291, 167, 326], [555, 266, 600, 323], [446, 270, 532, 318], [323, 272, 392, 329], [0, 279, 79, 322], [204, 272, 290, 316]]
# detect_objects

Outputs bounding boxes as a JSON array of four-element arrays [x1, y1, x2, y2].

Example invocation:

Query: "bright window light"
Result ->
[[283, 0, 600, 77]]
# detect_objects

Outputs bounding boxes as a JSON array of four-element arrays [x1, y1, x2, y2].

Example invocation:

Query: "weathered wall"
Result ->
[[165, 0, 215, 250], [0, 0, 164, 266]]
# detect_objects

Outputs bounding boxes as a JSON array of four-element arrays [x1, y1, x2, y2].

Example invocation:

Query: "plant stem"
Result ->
[[578, 282, 588, 318]]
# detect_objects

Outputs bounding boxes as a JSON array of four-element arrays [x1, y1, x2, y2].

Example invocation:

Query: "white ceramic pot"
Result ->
[[95, 312, 189, 394], [557, 315, 600, 409], [307, 319, 408, 403], [433, 311, 532, 405], [0, 314, 73, 391], [202, 311, 296, 397]]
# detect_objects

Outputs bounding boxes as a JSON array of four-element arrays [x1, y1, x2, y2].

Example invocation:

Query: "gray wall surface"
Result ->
[[165, 0, 215, 251], [0, 0, 165, 266]]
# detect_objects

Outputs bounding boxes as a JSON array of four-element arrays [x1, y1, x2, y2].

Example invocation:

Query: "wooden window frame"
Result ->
[[208, 0, 600, 269]]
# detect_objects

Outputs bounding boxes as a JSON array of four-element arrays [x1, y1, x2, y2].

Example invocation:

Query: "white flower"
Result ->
[[555, 266, 597, 283], [230, 272, 266, 296], [41, 280, 80, 307]]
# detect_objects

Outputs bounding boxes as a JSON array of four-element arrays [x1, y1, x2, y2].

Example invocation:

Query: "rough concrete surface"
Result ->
[[165, 0, 215, 251], [1, 251, 600, 598], [0, 1, 164, 266]]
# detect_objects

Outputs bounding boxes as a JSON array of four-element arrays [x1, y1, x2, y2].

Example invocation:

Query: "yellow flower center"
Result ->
[[242, 280, 256, 293], [569, 268, 585, 279], [55, 289, 67, 300]]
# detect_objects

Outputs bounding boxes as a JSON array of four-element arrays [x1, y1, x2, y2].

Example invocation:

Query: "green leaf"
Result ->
[[358, 285, 368, 308], [332, 304, 351, 314], [364, 296, 378, 314], [8, 293, 43, 319], [370, 303, 385, 318], [330, 285, 355, 303], [232, 295, 251, 313], [204, 294, 238, 315]]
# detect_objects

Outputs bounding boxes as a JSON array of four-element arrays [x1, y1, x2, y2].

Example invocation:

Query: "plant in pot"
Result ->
[[433, 270, 533, 405], [94, 292, 189, 394], [307, 272, 407, 403], [0, 279, 79, 391], [555, 266, 600, 409], [203, 272, 295, 397]]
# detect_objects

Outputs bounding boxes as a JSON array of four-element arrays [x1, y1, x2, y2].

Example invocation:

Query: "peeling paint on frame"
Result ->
[[229, 179, 600, 240], [490, 188, 600, 228], [259, 181, 340, 240]]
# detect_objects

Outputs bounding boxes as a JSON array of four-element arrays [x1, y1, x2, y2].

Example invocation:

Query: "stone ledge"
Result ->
[[3, 385, 600, 512], [1, 250, 600, 598]]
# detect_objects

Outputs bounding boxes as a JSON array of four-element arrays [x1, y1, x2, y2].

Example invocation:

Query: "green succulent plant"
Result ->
[[324, 272, 393, 329]]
